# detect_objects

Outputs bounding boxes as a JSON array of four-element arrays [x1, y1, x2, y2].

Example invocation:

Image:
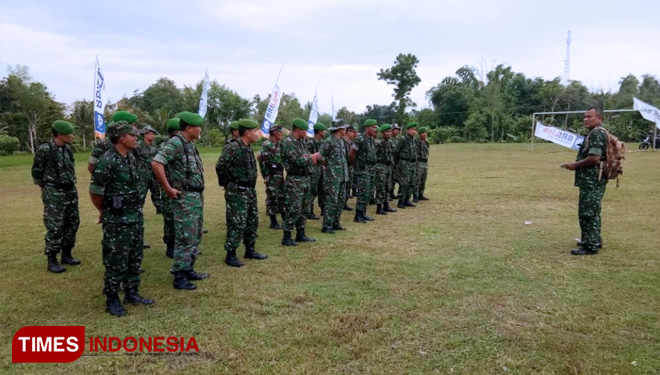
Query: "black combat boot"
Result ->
[[173, 271, 196, 290], [389, 190, 397, 200], [412, 194, 419, 203], [576, 238, 603, 249], [187, 270, 210, 280], [369, 198, 376, 205], [244, 243, 268, 260], [404, 197, 416, 207], [354, 211, 366, 223], [225, 250, 244, 267], [419, 194, 429, 201], [47, 252, 65, 273], [282, 231, 298, 246], [295, 228, 316, 243], [332, 222, 345, 230], [397, 199, 406, 209], [306, 207, 320, 220], [383, 201, 397, 212], [269, 214, 282, 229], [343, 202, 353, 211], [363, 211, 375, 221], [106, 292, 127, 316], [322, 226, 335, 234], [376, 204, 387, 215], [61, 246, 81, 265], [124, 287, 154, 305], [570, 248, 598, 255]]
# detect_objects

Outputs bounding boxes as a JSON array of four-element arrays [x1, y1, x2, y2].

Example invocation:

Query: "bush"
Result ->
[[0, 134, 20, 155]]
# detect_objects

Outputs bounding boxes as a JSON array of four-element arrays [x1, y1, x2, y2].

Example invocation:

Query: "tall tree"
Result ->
[[71, 100, 94, 149], [377, 53, 421, 126]]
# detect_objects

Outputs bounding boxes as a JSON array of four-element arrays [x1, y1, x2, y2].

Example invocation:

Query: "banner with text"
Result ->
[[93, 57, 106, 139], [261, 83, 283, 136], [534, 122, 583, 150], [633, 97, 660, 129], [198, 71, 211, 118], [307, 93, 319, 138]]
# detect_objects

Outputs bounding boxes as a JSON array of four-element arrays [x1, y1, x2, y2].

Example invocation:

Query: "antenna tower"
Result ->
[[563, 30, 571, 85]]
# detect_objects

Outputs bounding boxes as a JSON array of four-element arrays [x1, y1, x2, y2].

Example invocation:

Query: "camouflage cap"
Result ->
[[107, 121, 139, 138], [167, 118, 180, 131], [392, 123, 401, 130], [331, 118, 345, 126], [112, 111, 138, 124], [292, 118, 308, 130], [269, 124, 283, 132], [140, 125, 159, 135], [52, 120, 74, 135]]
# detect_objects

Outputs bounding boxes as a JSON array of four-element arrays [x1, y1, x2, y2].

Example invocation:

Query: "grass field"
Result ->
[[1, 143, 659, 374]]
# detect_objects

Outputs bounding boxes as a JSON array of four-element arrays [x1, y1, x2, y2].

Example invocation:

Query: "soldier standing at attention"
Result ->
[[88, 111, 137, 174], [413, 127, 430, 202], [305, 122, 327, 220], [258, 124, 285, 229], [90, 122, 154, 317], [350, 119, 378, 223], [319, 123, 349, 233], [280, 118, 321, 246], [161, 118, 180, 259], [342, 123, 356, 211], [374, 124, 397, 215], [32, 120, 81, 273], [135, 125, 161, 213], [216, 119, 268, 267], [152, 112, 208, 290], [395, 122, 419, 209]]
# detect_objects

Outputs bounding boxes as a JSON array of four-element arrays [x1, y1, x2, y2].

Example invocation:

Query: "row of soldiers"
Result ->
[[31, 111, 430, 317]]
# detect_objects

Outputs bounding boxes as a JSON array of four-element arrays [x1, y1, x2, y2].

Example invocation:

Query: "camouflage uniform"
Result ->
[[280, 134, 313, 232], [351, 134, 377, 212], [259, 139, 285, 216], [216, 138, 258, 253], [304, 138, 325, 215], [374, 137, 394, 205], [575, 127, 608, 251], [32, 140, 80, 257], [320, 136, 349, 229], [158, 139, 176, 253], [414, 138, 429, 198], [342, 138, 354, 205], [153, 135, 205, 273], [395, 133, 419, 203], [90, 148, 143, 294], [88, 138, 112, 169], [135, 139, 162, 213]]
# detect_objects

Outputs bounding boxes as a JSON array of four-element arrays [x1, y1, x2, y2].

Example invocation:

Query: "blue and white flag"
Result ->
[[535, 121, 583, 150], [331, 94, 335, 121], [199, 70, 211, 118], [633, 97, 660, 129], [307, 93, 319, 138], [261, 83, 283, 136], [93, 56, 106, 139]]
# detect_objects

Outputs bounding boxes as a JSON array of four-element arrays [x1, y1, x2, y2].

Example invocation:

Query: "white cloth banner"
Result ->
[[261, 83, 283, 136], [534, 122, 584, 150], [633, 97, 660, 129], [93, 57, 106, 139], [198, 71, 211, 118], [307, 93, 319, 138]]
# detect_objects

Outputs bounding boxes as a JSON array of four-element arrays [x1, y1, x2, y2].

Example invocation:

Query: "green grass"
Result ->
[[1, 144, 659, 374]]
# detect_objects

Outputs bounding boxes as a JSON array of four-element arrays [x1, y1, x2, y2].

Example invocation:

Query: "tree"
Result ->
[[142, 78, 183, 114], [71, 100, 94, 149], [377, 53, 421, 126]]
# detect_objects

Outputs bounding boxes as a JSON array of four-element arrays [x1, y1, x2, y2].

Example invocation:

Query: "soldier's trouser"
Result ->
[[264, 173, 285, 216], [374, 164, 390, 205], [171, 191, 203, 273], [42, 186, 80, 255], [345, 168, 354, 200], [304, 168, 323, 214], [322, 179, 346, 228], [578, 183, 607, 251], [354, 167, 374, 212], [283, 175, 309, 232], [391, 165, 399, 194], [224, 186, 258, 252], [415, 161, 428, 196], [149, 177, 163, 214], [161, 197, 175, 246], [102, 221, 142, 294], [397, 161, 416, 201]]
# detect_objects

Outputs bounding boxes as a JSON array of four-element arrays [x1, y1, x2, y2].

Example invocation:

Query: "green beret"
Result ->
[[107, 121, 139, 138], [52, 120, 74, 135], [237, 119, 259, 129], [379, 124, 392, 132], [364, 119, 378, 127], [230, 121, 240, 130], [292, 118, 308, 130], [406, 122, 418, 129], [314, 122, 327, 131], [112, 111, 137, 124], [179, 111, 203, 126], [167, 118, 180, 131], [418, 127, 428, 134]]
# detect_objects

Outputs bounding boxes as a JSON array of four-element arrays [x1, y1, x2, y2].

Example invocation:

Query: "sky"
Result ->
[[1, 0, 659, 115]]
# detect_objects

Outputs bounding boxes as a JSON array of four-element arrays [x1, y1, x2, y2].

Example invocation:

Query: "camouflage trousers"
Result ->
[[102, 221, 143, 294], [264, 173, 285, 216], [41, 186, 80, 255], [224, 185, 258, 252], [354, 167, 374, 212], [345, 167, 355, 200], [415, 161, 428, 197], [282, 175, 310, 231], [374, 164, 392, 205], [171, 191, 203, 273], [161, 193, 175, 247], [578, 182, 607, 251], [391, 164, 399, 194], [322, 178, 347, 228], [304, 167, 324, 214], [397, 161, 417, 201], [138, 174, 163, 214]]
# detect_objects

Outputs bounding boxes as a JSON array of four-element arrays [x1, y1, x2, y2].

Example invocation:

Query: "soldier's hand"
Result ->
[[564, 163, 576, 171], [96, 212, 103, 224], [166, 188, 180, 199]]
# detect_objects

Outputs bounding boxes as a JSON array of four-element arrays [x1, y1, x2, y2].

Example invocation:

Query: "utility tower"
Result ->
[[563, 30, 571, 85]]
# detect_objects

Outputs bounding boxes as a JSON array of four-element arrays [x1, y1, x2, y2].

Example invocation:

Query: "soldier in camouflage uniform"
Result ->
[[374, 124, 397, 215], [349, 119, 378, 223], [413, 127, 430, 202], [280, 118, 321, 246], [319, 123, 349, 233], [90, 122, 154, 317], [395, 122, 419, 209], [152, 112, 209, 289], [216, 119, 268, 267], [258, 124, 285, 229], [563, 107, 608, 255], [161, 118, 180, 259], [389, 124, 401, 200], [88, 111, 137, 174], [135, 125, 162, 212], [32, 120, 81, 273], [304, 122, 327, 220], [342, 124, 356, 211]]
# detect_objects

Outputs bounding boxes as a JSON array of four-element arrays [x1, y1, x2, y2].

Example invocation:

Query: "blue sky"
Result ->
[[1, 0, 658, 114]]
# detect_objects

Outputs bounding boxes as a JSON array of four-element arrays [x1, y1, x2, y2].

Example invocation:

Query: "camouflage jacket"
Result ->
[[395, 134, 418, 162], [352, 134, 377, 170], [259, 139, 283, 178], [88, 138, 112, 166], [32, 140, 76, 188], [280, 135, 312, 176], [417, 139, 429, 161], [320, 136, 349, 182], [89, 147, 141, 224], [153, 135, 205, 191], [575, 126, 608, 188], [135, 139, 157, 178], [307, 137, 324, 173], [375, 137, 395, 165], [216, 138, 258, 189]]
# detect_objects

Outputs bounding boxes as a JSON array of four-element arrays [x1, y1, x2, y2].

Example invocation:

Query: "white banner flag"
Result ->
[[534, 122, 584, 150], [633, 97, 660, 129], [261, 83, 283, 136], [199, 70, 211, 118], [307, 93, 319, 138], [93, 56, 106, 139]]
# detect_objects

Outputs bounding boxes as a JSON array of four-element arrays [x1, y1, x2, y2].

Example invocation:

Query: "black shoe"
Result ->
[[354, 211, 366, 223], [269, 214, 283, 229], [412, 195, 419, 203], [244, 244, 268, 260], [397, 200, 406, 209], [389, 192, 397, 200], [282, 231, 298, 246], [187, 270, 210, 280], [571, 248, 598, 255], [419, 195, 429, 201], [576, 239, 603, 249], [322, 226, 335, 234], [404, 199, 416, 207], [376, 204, 387, 215], [124, 287, 154, 305], [343, 204, 353, 211], [332, 223, 345, 231], [143, 243, 151, 249], [47, 253, 65, 273], [61, 248, 81, 265], [295, 229, 316, 243], [369, 198, 376, 205], [106, 293, 127, 316], [383, 202, 397, 213], [225, 250, 244, 267], [363, 212, 375, 221], [306, 213, 320, 220], [173, 271, 196, 290]]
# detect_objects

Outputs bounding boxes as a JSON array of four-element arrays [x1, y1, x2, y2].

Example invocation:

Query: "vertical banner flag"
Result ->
[[261, 83, 283, 136], [93, 57, 106, 139], [307, 93, 319, 138], [198, 70, 211, 118], [633, 97, 660, 130], [331, 94, 335, 121], [534, 121, 583, 150]]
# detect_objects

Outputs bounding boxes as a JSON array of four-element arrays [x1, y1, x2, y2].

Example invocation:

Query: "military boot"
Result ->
[[412, 194, 419, 203], [47, 252, 65, 273], [322, 226, 335, 234], [343, 202, 353, 211], [332, 222, 346, 231], [225, 250, 244, 267], [295, 229, 316, 243], [397, 199, 406, 209], [269, 214, 282, 229], [389, 190, 397, 200], [404, 197, 416, 207], [173, 271, 196, 290], [61, 246, 81, 265], [576, 238, 603, 249], [363, 211, 375, 221], [383, 201, 397, 212], [282, 231, 298, 246], [419, 194, 430, 201], [165, 239, 174, 259], [306, 207, 320, 220], [244, 243, 268, 260], [187, 270, 210, 280], [106, 293, 127, 316], [124, 287, 154, 305], [376, 204, 387, 215], [354, 211, 366, 223]]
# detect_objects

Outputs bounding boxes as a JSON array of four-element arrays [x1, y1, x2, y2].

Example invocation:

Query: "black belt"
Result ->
[[228, 182, 256, 190], [418, 158, 428, 162], [183, 184, 205, 193], [45, 182, 76, 190]]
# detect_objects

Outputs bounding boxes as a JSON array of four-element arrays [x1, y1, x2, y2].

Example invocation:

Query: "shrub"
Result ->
[[0, 134, 20, 155]]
